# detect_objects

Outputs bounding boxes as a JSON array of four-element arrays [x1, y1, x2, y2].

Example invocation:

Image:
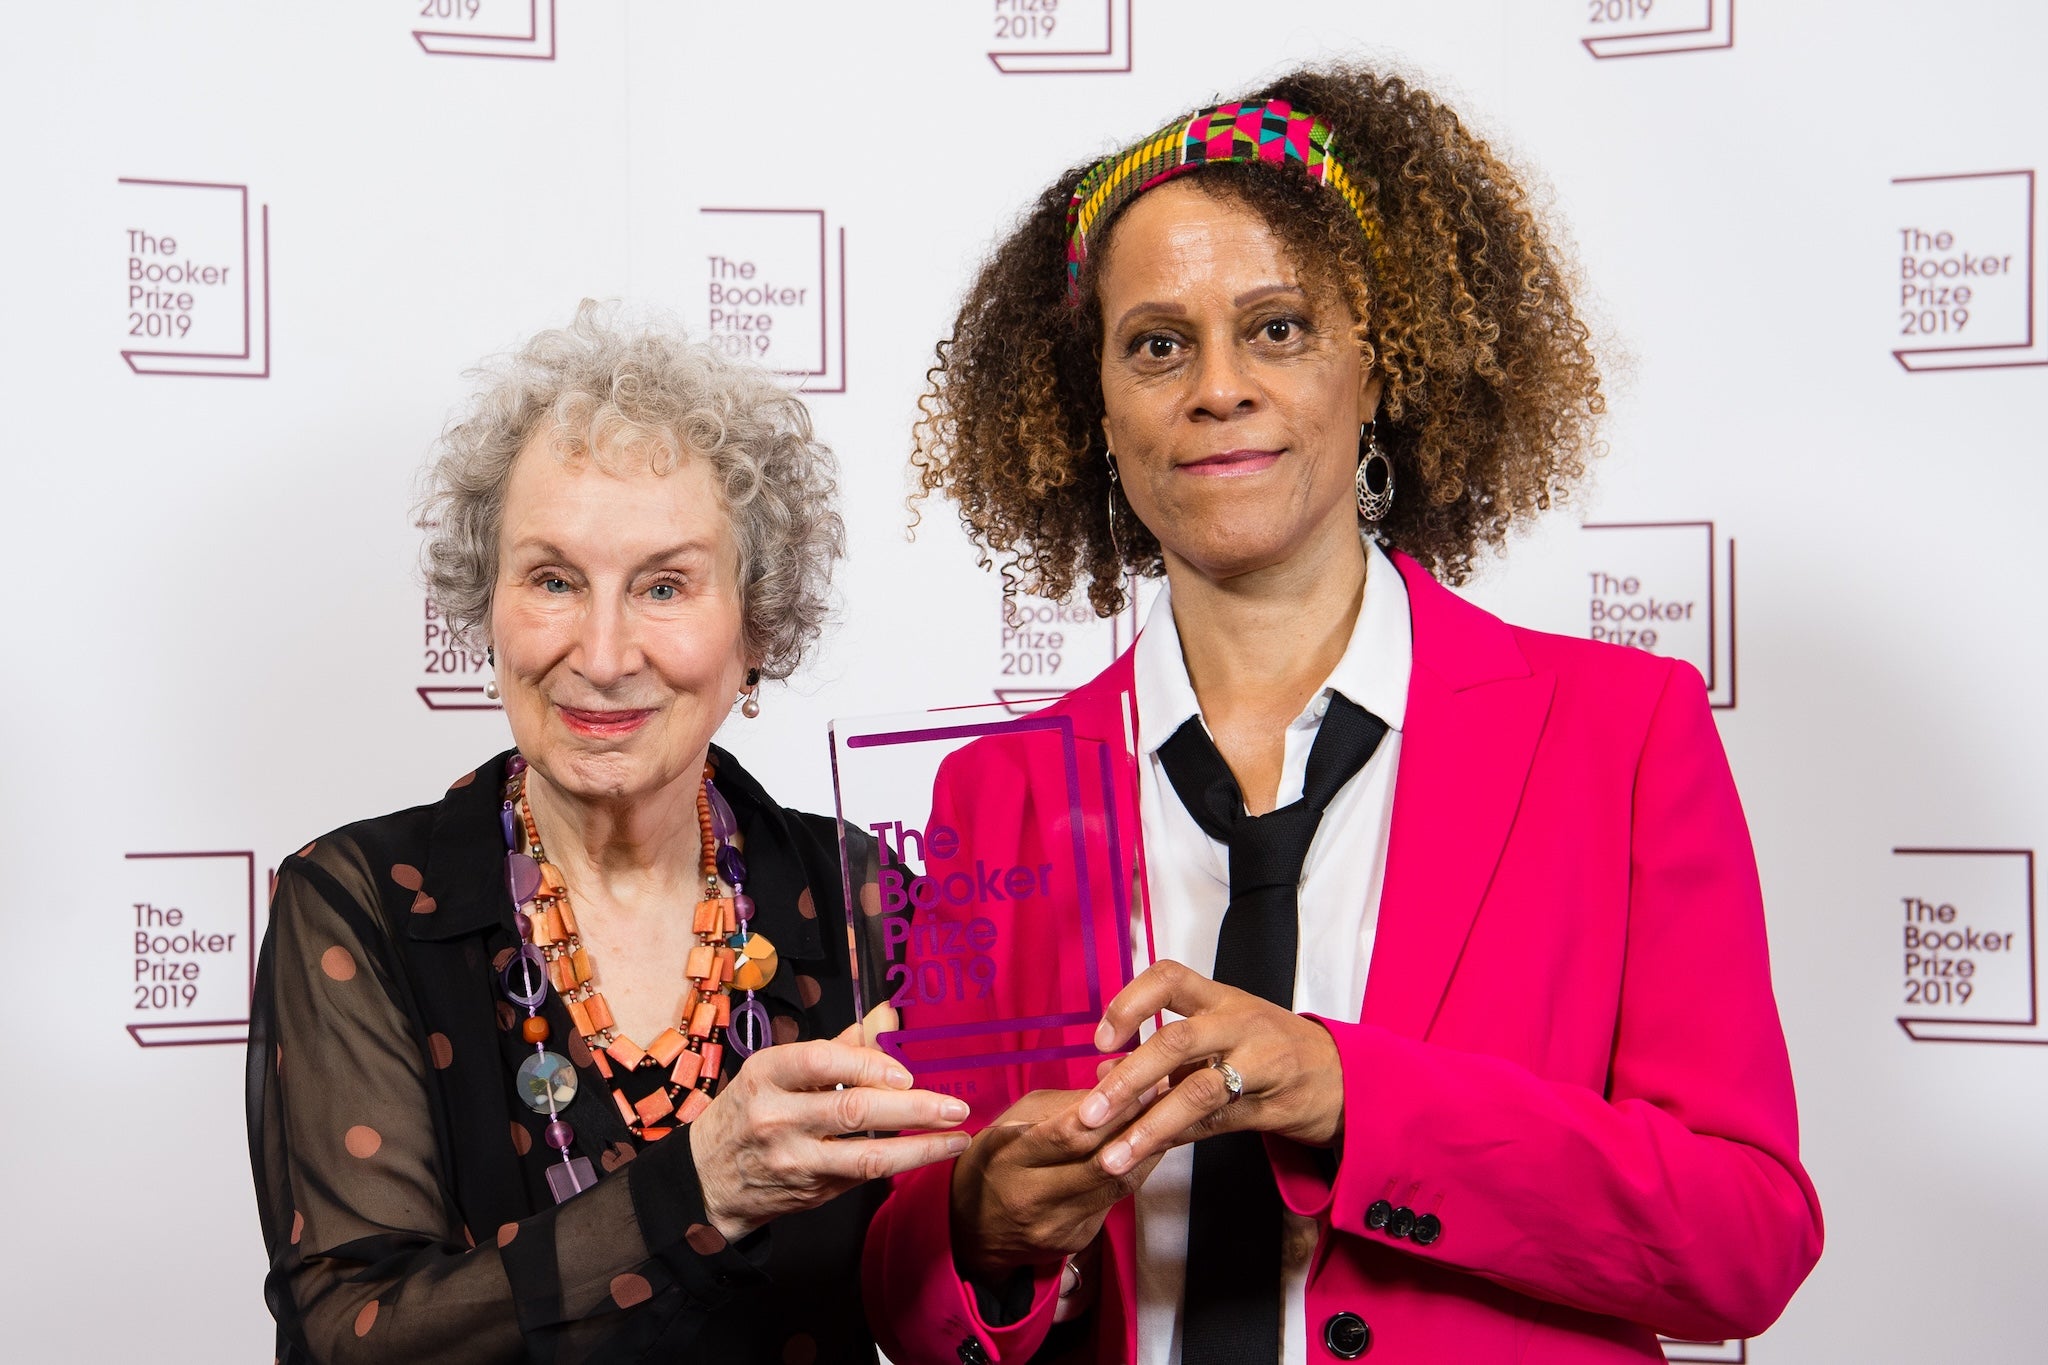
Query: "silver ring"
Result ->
[[1208, 1059, 1244, 1103]]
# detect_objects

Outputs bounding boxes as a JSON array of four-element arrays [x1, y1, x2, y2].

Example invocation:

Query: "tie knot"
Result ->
[[1156, 696, 1388, 841], [1226, 803, 1321, 896]]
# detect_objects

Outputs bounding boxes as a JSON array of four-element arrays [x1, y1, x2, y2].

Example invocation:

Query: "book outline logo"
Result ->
[[414, 0, 556, 61], [119, 178, 271, 380], [699, 208, 847, 394], [1892, 170, 2045, 372], [1583, 0, 1734, 60], [992, 575, 1148, 715], [989, 0, 1132, 75], [1894, 847, 2045, 1046], [125, 850, 258, 1048], [1583, 521, 1738, 711]]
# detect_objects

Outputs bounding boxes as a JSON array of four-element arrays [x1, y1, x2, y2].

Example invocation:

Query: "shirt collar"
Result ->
[[1133, 536, 1412, 757]]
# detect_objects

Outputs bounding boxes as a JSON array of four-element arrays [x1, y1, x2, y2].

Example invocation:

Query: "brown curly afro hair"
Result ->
[[911, 61, 1606, 616]]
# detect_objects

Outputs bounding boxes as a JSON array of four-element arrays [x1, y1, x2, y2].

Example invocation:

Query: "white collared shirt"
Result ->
[[1130, 536, 1412, 1365]]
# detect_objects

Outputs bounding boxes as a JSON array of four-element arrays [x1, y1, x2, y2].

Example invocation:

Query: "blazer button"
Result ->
[[1322, 1311, 1372, 1359], [1386, 1206, 1417, 1240], [956, 1339, 991, 1365], [1412, 1213, 1443, 1246], [1364, 1199, 1393, 1230]]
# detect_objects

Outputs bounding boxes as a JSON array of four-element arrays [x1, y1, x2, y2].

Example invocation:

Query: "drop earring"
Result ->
[[1104, 452, 1126, 567], [740, 668, 762, 719], [484, 645, 500, 702], [1355, 420, 1395, 523]]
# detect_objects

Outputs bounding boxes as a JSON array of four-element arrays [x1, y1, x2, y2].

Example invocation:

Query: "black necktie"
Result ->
[[1156, 694, 1387, 1365]]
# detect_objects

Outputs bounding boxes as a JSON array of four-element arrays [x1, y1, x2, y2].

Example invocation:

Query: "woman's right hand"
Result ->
[[691, 1027, 970, 1243], [949, 1087, 1165, 1280]]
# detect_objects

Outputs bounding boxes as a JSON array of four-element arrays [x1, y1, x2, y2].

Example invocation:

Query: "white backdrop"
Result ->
[[3, 2, 2044, 1359]]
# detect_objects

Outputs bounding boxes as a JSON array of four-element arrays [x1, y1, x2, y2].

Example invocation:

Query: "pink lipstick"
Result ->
[[557, 706, 654, 738], [1182, 448, 1282, 476]]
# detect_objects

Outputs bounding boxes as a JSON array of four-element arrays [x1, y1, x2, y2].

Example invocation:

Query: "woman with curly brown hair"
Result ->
[[863, 64, 1822, 1365]]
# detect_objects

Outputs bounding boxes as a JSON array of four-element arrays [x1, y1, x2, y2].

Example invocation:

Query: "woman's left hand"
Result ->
[[1073, 959, 1344, 1177]]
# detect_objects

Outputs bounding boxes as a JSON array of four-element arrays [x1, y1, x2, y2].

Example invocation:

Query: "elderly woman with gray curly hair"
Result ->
[[247, 304, 969, 1364]]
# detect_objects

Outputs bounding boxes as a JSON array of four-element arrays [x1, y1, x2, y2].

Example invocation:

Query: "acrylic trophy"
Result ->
[[831, 692, 1144, 1131]]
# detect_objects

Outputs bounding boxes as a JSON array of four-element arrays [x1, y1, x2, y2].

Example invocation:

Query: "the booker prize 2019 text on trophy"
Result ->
[[831, 693, 1145, 1131]]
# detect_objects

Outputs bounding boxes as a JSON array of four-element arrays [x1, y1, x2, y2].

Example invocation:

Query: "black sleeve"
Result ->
[[246, 837, 765, 1363]]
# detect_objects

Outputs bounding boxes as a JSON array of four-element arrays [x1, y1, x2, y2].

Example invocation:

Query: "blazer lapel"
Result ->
[[1363, 554, 1555, 1040]]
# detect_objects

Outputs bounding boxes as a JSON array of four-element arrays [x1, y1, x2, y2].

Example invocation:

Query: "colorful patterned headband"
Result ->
[[1063, 98, 1381, 306]]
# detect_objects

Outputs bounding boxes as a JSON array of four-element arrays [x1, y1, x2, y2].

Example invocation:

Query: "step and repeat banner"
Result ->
[[3, 2, 2042, 1359]]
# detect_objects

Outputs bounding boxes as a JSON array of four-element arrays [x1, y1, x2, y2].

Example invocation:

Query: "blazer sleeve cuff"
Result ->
[[864, 1157, 1062, 1363], [1295, 1014, 1454, 1251]]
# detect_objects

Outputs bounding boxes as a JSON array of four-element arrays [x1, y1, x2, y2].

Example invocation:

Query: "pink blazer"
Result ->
[[864, 551, 1823, 1363]]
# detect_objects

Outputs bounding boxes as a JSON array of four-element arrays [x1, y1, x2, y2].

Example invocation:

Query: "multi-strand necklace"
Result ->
[[496, 753, 779, 1203]]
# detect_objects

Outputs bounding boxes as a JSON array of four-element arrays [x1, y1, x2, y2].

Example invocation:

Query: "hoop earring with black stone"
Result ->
[[1355, 422, 1394, 524]]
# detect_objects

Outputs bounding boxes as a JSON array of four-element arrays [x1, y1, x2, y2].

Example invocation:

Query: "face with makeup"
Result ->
[[488, 433, 754, 809], [1096, 178, 1381, 585]]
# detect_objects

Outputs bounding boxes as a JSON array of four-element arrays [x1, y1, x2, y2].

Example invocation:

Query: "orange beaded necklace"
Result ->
[[506, 759, 774, 1140]]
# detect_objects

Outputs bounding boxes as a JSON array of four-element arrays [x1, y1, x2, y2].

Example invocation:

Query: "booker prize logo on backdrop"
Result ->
[[118, 178, 271, 379], [418, 594, 498, 711], [1892, 848, 2045, 1046], [1581, 0, 1733, 59], [1892, 169, 2046, 371], [411, 0, 555, 60], [988, 0, 1131, 74], [413, 519, 501, 712], [696, 209, 846, 393], [124, 850, 259, 1048], [1582, 522, 1737, 709], [988, 580, 1152, 713]]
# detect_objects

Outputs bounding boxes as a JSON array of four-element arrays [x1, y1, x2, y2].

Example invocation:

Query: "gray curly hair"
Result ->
[[418, 301, 844, 679]]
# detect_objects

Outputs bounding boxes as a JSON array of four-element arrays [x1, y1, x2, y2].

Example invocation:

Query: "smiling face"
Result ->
[[488, 432, 752, 807], [1096, 178, 1379, 585]]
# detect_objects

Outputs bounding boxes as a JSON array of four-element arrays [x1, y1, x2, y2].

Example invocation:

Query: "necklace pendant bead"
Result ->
[[647, 1028, 688, 1068], [717, 845, 747, 887], [732, 892, 755, 924], [547, 1156, 596, 1204], [547, 956, 576, 994], [676, 1089, 712, 1124], [671, 1048, 704, 1088], [633, 1089, 675, 1127], [731, 933, 778, 991], [506, 852, 541, 908], [521, 1016, 550, 1044], [516, 1050, 578, 1113], [501, 946, 548, 1009], [606, 1035, 647, 1071], [693, 899, 725, 935], [729, 995, 772, 1058], [705, 782, 740, 842], [536, 861, 567, 898]]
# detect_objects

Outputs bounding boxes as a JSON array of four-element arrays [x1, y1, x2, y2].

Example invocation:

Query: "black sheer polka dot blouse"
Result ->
[[246, 748, 878, 1364]]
